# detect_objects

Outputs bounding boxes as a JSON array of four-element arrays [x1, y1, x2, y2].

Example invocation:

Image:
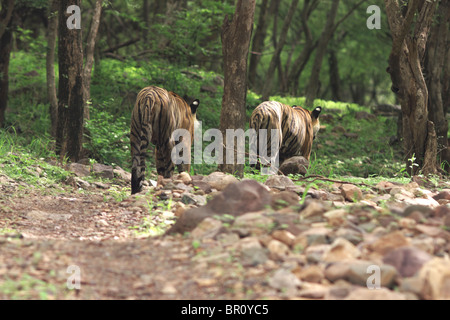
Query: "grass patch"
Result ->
[[0, 274, 59, 300], [6, 51, 407, 181]]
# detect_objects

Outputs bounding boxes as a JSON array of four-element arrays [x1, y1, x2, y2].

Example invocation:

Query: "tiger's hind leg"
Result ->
[[131, 124, 150, 194], [155, 140, 176, 178]]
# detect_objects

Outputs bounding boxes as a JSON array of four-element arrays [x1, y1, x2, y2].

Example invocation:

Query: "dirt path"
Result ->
[[0, 186, 250, 300]]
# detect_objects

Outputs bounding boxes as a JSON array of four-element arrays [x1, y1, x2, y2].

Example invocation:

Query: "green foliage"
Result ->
[[150, 1, 235, 65], [0, 129, 69, 187], [0, 274, 58, 300], [84, 102, 130, 168], [311, 107, 403, 178]]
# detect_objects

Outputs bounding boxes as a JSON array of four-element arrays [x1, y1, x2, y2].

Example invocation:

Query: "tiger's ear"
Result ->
[[311, 106, 321, 119], [190, 99, 200, 114]]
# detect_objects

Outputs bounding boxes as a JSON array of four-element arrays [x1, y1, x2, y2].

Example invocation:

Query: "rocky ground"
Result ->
[[0, 163, 449, 300]]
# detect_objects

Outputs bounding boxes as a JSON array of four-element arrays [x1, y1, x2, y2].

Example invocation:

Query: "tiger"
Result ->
[[130, 86, 199, 194], [249, 101, 321, 171]]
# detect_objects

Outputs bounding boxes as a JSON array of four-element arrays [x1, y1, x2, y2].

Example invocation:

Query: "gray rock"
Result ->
[[202, 172, 239, 191], [113, 166, 131, 181], [92, 163, 114, 179], [241, 247, 268, 267], [325, 261, 398, 288], [346, 263, 398, 288], [279, 156, 309, 176], [264, 175, 295, 189], [181, 193, 207, 206], [190, 217, 224, 240], [382, 246, 432, 277], [233, 212, 274, 236], [67, 163, 90, 177], [270, 191, 299, 210], [167, 180, 272, 234], [344, 287, 407, 300], [192, 180, 212, 194], [268, 269, 301, 292]]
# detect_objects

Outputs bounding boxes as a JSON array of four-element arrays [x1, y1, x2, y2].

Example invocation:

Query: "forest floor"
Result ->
[[0, 166, 450, 301]]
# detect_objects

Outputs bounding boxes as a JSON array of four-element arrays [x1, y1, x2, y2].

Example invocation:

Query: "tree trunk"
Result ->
[[0, 0, 13, 39], [142, 0, 149, 41], [82, 0, 103, 121], [261, 0, 299, 101], [248, 0, 271, 90], [218, 0, 256, 178], [328, 43, 341, 102], [0, 0, 14, 128], [286, 0, 318, 96], [56, 0, 85, 162], [425, 0, 450, 172], [385, 0, 438, 175], [304, 0, 340, 107], [46, 0, 58, 137]]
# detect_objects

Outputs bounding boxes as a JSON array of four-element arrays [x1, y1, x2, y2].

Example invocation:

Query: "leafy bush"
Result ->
[[84, 103, 130, 168]]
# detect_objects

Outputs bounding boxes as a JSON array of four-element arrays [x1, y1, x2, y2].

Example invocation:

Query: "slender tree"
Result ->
[[385, 0, 438, 175], [218, 0, 256, 177], [304, 0, 340, 107], [425, 0, 450, 172], [261, 0, 299, 101], [82, 0, 103, 121], [46, 0, 58, 137], [286, 0, 319, 96], [0, 0, 14, 128], [248, 0, 271, 89], [56, 0, 84, 162]]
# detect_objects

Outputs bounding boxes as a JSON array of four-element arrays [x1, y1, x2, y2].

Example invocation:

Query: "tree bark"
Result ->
[[286, 0, 319, 96], [261, 0, 299, 101], [0, 0, 13, 39], [328, 43, 341, 102], [248, 0, 271, 89], [0, 0, 14, 128], [385, 0, 438, 175], [46, 0, 58, 137], [142, 0, 149, 41], [218, 0, 256, 178], [425, 0, 450, 172], [82, 0, 103, 121], [304, 0, 340, 107], [56, 0, 85, 162]]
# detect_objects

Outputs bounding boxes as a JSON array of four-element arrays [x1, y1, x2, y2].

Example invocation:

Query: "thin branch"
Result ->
[[102, 37, 140, 54], [331, 0, 368, 34], [390, 0, 421, 56]]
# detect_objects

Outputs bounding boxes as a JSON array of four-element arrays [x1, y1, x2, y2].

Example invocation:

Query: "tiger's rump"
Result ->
[[249, 101, 321, 168], [130, 86, 198, 194]]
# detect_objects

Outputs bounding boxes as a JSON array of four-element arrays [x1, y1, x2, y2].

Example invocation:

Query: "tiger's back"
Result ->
[[249, 101, 321, 166], [130, 86, 199, 194]]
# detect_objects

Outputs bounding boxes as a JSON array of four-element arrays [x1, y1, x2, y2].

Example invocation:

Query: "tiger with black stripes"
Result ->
[[249, 101, 321, 170], [130, 86, 199, 194]]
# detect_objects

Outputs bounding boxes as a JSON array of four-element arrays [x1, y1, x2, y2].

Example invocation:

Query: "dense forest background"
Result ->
[[0, 0, 448, 180]]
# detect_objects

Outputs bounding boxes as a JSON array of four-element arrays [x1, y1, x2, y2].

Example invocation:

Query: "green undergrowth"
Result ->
[[0, 273, 60, 300], [5, 51, 411, 188], [0, 129, 69, 188]]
